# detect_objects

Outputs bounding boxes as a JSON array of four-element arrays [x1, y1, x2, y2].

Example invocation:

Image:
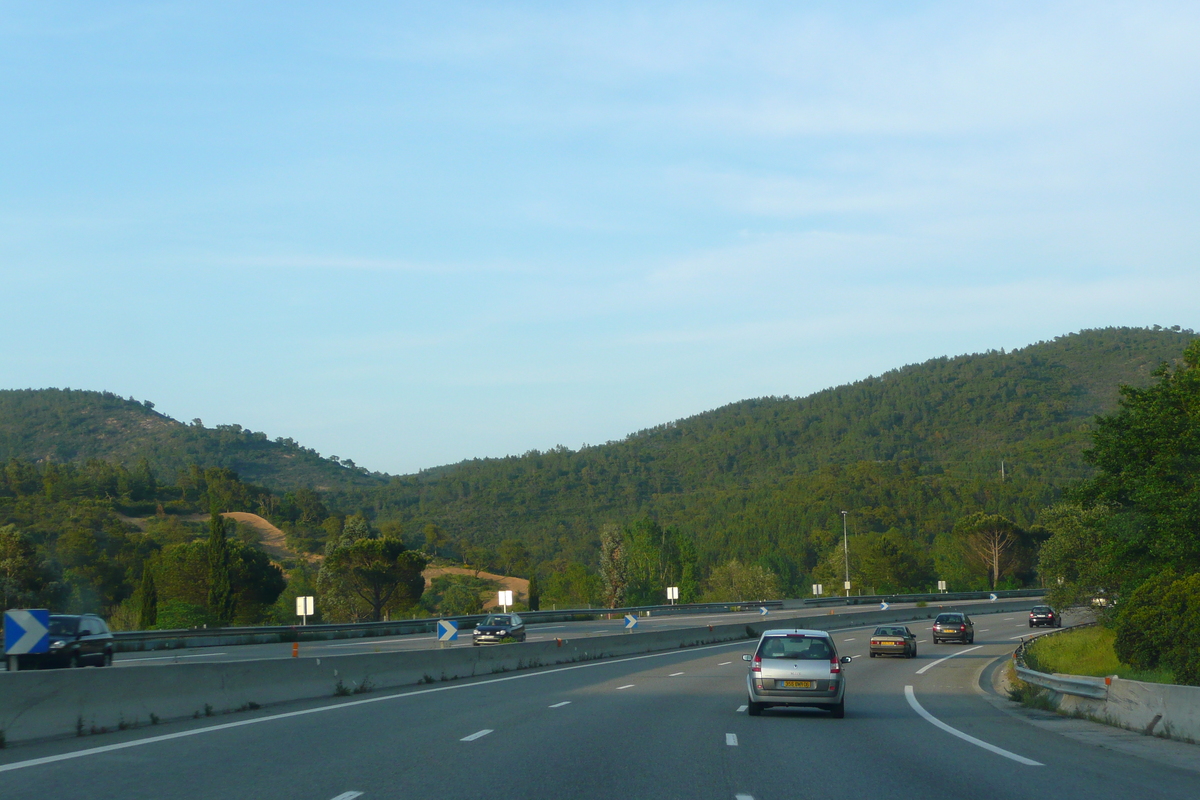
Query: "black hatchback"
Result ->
[[472, 613, 527, 645], [1029, 606, 1061, 628], [8, 614, 115, 670]]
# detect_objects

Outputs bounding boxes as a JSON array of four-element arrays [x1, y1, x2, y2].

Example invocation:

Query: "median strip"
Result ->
[[904, 687, 1042, 766]]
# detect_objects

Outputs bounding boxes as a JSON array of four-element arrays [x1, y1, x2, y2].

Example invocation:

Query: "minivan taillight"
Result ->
[[752, 655, 761, 674], [830, 655, 841, 674]]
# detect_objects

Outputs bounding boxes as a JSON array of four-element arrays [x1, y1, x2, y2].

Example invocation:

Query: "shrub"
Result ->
[[1114, 572, 1200, 685]]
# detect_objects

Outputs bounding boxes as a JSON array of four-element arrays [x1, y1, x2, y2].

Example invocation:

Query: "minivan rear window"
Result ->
[[758, 635, 832, 660]]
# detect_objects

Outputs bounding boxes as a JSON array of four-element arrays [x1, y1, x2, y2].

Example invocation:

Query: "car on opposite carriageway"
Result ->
[[472, 613, 527, 645], [7, 614, 114, 670]]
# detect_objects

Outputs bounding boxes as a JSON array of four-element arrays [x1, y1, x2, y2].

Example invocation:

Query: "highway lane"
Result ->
[[104, 597, 1016, 667], [2, 608, 1195, 799]]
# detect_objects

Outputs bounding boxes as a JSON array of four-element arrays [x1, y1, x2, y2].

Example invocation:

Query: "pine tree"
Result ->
[[527, 572, 541, 611], [206, 510, 236, 625], [138, 566, 158, 630]]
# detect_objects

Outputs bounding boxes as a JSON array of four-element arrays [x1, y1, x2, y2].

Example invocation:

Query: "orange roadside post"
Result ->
[[292, 642, 299, 658]]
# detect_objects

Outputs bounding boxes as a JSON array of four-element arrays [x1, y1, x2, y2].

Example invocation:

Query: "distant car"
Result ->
[[743, 629, 851, 718], [472, 613, 526, 645], [8, 614, 114, 670], [869, 625, 917, 658], [1028, 605, 1061, 628], [931, 612, 974, 644]]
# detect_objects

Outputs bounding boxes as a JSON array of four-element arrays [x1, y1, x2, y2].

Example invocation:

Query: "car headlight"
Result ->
[[497, 630, 508, 636], [50, 640, 66, 650]]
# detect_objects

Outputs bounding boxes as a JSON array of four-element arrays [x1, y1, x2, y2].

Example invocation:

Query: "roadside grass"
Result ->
[[1025, 626, 1175, 684]]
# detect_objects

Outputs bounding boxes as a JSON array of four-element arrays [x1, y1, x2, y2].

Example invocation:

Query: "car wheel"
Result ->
[[968, 635, 974, 644], [103, 649, 113, 667], [912, 647, 918, 658], [70, 652, 83, 669], [747, 699, 763, 717], [869, 651, 876, 658], [829, 700, 845, 719]]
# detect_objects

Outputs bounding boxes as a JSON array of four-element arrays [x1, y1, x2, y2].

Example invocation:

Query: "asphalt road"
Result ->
[[104, 597, 1016, 667], [2, 607, 1195, 799]]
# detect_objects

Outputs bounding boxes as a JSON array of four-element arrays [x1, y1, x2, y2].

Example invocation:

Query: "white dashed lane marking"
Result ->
[[329, 792, 363, 800], [669, 672, 685, 677], [737, 705, 748, 713], [616, 684, 635, 690], [460, 729, 493, 742], [549, 701, 571, 708], [718, 661, 732, 666], [726, 733, 739, 746]]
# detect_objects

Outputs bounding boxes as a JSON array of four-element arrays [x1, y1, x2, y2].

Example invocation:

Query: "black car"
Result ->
[[8, 614, 114, 670], [931, 612, 974, 644], [1029, 605, 1062, 628], [472, 613, 526, 645]]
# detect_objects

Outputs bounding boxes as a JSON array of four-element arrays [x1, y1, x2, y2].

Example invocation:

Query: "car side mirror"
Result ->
[[742, 654, 752, 661], [840, 656, 852, 664]]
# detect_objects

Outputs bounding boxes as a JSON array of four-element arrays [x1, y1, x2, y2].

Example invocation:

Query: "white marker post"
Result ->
[[498, 590, 513, 612], [666, 586, 679, 605], [295, 596, 314, 626]]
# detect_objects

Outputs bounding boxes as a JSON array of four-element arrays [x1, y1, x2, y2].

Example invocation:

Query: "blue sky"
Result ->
[[3, 2, 1198, 474]]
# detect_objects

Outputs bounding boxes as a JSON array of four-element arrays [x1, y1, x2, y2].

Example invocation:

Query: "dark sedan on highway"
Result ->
[[1028, 605, 1062, 627], [931, 612, 974, 644], [7, 614, 114, 670], [472, 613, 526, 645]]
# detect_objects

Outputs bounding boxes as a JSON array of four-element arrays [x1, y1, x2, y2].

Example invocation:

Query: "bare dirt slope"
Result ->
[[221, 511, 314, 564], [423, 566, 529, 609]]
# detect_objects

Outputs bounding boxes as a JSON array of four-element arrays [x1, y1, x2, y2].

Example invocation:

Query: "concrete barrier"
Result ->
[[0, 599, 1040, 746]]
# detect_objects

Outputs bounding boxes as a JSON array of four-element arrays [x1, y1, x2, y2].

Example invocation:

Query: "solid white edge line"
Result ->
[[725, 733, 738, 746], [915, 645, 982, 675], [460, 729, 493, 742], [904, 686, 1042, 766], [549, 701, 571, 708], [118, 652, 229, 662], [0, 608, 1031, 773]]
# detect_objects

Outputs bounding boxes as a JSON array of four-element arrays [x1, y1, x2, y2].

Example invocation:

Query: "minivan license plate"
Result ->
[[781, 680, 813, 689]]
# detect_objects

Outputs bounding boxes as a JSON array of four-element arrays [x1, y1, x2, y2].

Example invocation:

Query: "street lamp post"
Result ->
[[841, 510, 849, 597]]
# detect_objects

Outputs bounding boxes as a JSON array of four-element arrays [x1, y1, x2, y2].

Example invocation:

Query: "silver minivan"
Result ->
[[743, 628, 851, 718]]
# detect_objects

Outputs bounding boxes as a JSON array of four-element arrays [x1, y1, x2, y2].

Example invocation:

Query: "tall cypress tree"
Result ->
[[138, 566, 158, 630], [206, 510, 236, 626]]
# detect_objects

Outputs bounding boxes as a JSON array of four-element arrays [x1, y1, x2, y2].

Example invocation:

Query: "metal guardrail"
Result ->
[[800, 588, 1044, 608], [108, 587, 1045, 652], [1013, 621, 1109, 700], [110, 600, 787, 651]]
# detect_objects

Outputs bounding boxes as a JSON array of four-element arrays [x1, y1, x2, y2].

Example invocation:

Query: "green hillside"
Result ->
[[0, 389, 384, 493], [331, 327, 1196, 579], [2, 326, 1195, 601]]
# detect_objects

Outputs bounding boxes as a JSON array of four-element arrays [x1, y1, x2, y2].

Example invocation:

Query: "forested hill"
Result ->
[[0, 389, 384, 493], [335, 327, 1196, 570]]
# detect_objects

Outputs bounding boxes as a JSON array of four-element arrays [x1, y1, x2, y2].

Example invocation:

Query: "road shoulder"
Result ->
[[976, 651, 1200, 774]]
